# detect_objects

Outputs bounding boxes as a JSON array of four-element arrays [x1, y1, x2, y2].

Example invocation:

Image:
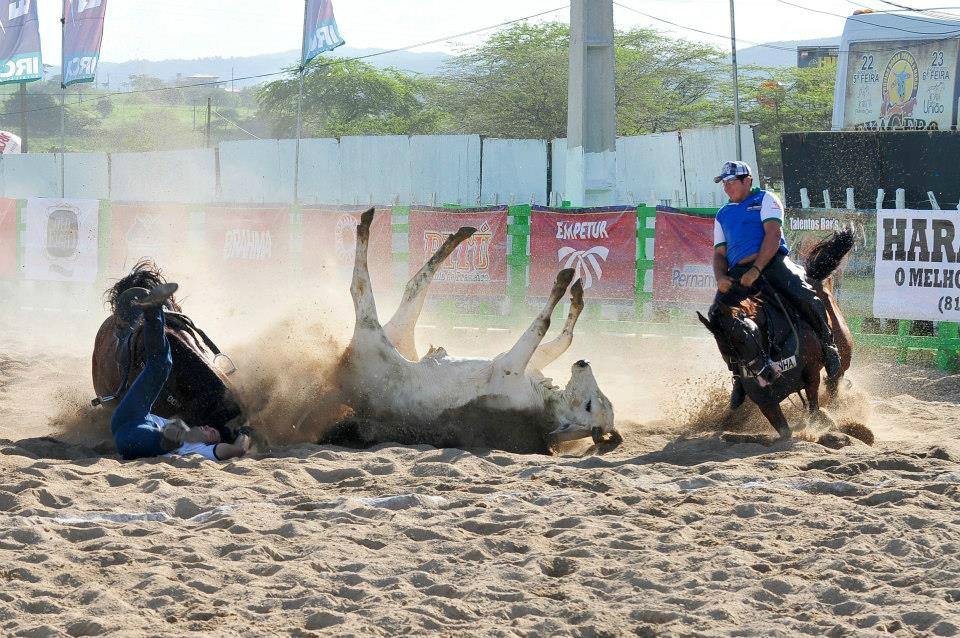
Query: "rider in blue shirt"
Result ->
[[710, 161, 842, 408]]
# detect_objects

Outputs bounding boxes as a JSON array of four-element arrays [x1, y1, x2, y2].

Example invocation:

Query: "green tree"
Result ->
[[256, 59, 449, 137], [437, 22, 730, 140], [738, 61, 838, 180]]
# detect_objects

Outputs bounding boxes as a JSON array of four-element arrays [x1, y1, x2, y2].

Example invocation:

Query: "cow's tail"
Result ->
[[804, 228, 855, 283]]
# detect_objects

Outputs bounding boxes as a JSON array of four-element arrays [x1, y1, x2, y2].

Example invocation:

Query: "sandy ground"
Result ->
[[0, 288, 958, 636]]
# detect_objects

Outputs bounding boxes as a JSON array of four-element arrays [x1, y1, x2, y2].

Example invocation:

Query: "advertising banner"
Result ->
[[108, 203, 190, 277], [873, 208, 960, 321], [408, 206, 508, 296], [844, 39, 959, 131], [204, 206, 290, 278], [303, 0, 345, 66], [301, 206, 393, 291], [652, 208, 715, 305], [784, 207, 875, 315], [22, 198, 99, 282], [0, 198, 16, 279], [530, 206, 636, 300], [0, 0, 42, 84], [62, 0, 109, 87]]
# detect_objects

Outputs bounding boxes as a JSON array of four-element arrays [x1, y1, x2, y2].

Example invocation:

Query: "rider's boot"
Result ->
[[822, 341, 842, 380], [131, 282, 178, 309], [729, 374, 746, 410]]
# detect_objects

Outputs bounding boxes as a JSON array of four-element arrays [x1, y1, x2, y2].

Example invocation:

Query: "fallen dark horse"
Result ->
[[91, 260, 247, 444], [698, 229, 855, 442]]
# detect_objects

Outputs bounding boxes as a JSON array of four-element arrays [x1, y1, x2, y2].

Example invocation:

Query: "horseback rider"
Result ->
[[710, 160, 842, 408], [110, 282, 250, 462]]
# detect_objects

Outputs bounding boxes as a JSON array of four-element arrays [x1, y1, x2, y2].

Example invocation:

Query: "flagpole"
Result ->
[[294, 0, 309, 206], [60, 4, 66, 198]]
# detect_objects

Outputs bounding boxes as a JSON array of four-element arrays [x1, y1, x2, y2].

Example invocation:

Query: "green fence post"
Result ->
[[935, 321, 959, 371], [635, 204, 655, 321], [507, 204, 530, 326]]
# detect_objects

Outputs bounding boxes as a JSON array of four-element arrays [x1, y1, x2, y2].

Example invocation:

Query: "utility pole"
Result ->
[[18, 83, 27, 153], [730, 0, 742, 160], [206, 97, 212, 148], [566, 0, 616, 207]]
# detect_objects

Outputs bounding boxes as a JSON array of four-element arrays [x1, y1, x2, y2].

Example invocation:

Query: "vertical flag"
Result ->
[[0, 0, 43, 84], [302, 0, 345, 66], [62, 0, 108, 86]]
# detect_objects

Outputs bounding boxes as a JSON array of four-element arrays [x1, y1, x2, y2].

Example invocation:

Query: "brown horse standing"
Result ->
[[92, 261, 246, 442], [699, 229, 854, 440]]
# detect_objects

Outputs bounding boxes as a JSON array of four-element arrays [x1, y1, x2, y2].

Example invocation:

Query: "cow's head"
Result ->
[[547, 359, 618, 446]]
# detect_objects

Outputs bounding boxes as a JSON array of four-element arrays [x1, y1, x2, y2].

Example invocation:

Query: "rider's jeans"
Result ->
[[111, 307, 173, 459], [716, 253, 835, 344]]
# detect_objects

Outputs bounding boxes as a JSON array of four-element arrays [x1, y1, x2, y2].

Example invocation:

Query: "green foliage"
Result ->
[[256, 59, 449, 137], [738, 61, 838, 180]]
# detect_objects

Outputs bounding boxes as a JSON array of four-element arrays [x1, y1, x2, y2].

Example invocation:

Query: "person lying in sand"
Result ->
[[110, 282, 251, 462]]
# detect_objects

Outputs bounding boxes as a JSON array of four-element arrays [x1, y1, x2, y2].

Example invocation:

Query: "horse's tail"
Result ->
[[105, 259, 180, 313], [803, 228, 855, 282]]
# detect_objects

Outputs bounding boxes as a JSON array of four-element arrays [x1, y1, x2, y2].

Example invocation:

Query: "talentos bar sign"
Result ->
[[874, 209, 960, 320]]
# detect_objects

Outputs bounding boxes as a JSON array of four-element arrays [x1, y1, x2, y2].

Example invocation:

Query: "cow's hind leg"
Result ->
[[383, 226, 476, 360], [497, 269, 575, 374], [528, 280, 584, 372], [351, 208, 381, 334]]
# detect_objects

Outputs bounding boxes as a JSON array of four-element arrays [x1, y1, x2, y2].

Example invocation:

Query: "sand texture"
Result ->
[[0, 318, 958, 638]]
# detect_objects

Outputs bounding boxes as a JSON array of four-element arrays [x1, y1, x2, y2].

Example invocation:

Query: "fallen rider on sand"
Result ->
[[109, 282, 250, 462]]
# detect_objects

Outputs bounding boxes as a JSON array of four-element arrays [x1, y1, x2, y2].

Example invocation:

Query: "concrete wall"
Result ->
[[480, 138, 547, 205], [0, 126, 752, 206], [111, 149, 217, 203]]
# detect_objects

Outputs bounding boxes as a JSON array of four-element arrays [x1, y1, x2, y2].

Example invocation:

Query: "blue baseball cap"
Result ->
[[714, 160, 752, 183]]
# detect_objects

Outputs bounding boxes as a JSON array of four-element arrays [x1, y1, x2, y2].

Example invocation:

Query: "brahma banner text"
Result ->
[[408, 206, 508, 296], [530, 206, 636, 300]]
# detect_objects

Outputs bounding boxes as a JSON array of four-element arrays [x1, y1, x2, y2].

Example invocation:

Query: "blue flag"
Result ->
[[0, 0, 43, 85], [302, 0, 345, 67], [62, 0, 108, 87]]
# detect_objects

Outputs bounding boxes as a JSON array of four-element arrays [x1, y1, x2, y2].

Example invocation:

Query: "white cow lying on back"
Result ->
[[330, 208, 620, 454]]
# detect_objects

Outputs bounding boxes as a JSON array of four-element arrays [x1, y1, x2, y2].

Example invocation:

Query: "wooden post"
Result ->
[[895, 188, 906, 209], [928, 191, 941, 210], [876, 188, 885, 210], [846, 187, 855, 209], [822, 189, 831, 209], [800, 187, 810, 208]]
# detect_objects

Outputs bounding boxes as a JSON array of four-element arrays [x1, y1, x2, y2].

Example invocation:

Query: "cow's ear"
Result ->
[[696, 312, 715, 334]]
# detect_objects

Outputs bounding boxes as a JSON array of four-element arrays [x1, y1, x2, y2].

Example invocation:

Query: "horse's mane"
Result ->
[[804, 228, 855, 282], [105, 259, 181, 313]]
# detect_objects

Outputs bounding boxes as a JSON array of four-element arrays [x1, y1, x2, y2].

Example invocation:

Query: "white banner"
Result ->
[[874, 208, 960, 320], [23, 198, 99, 282]]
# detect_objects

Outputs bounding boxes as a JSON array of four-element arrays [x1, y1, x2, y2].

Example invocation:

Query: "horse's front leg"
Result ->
[[756, 400, 792, 441]]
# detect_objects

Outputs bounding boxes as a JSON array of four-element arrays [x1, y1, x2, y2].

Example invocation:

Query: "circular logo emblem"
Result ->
[[881, 50, 919, 117], [45, 207, 79, 259]]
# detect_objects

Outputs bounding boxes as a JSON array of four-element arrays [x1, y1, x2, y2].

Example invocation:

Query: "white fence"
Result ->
[[0, 126, 756, 206], [552, 125, 757, 207]]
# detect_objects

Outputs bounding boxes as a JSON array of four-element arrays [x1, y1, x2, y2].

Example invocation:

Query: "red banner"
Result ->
[[529, 206, 637, 299], [301, 207, 393, 291], [652, 207, 716, 304], [204, 206, 290, 279], [0, 199, 16, 279], [108, 203, 191, 278], [408, 206, 508, 296]]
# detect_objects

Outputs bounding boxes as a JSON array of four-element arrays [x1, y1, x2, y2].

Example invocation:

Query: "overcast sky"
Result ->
[[30, 0, 953, 64]]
